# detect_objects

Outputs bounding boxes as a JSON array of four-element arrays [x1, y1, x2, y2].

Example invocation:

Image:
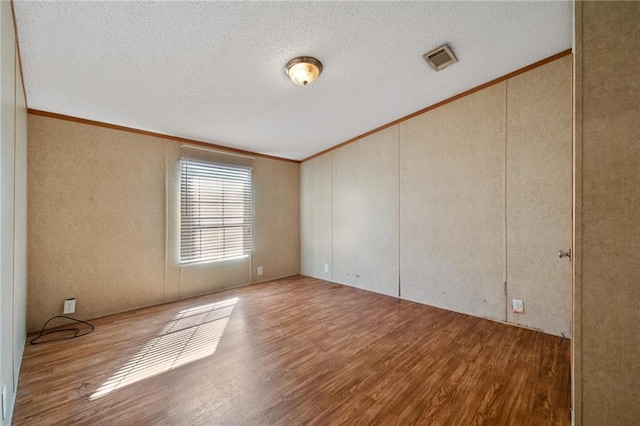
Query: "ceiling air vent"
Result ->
[[423, 44, 458, 72]]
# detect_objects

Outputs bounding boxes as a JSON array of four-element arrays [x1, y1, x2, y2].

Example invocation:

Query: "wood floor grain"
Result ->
[[13, 276, 571, 425]]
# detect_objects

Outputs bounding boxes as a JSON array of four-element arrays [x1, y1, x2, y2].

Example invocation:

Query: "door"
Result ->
[[505, 55, 573, 337]]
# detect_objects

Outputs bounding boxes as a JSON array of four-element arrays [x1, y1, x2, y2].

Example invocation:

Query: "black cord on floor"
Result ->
[[30, 315, 95, 345]]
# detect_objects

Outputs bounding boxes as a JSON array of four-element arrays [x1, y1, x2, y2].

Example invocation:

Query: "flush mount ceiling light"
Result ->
[[285, 56, 323, 86]]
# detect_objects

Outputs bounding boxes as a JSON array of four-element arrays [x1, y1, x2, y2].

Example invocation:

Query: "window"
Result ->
[[180, 158, 252, 264]]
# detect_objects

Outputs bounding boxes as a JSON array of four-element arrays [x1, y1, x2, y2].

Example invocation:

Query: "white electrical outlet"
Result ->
[[512, 299, 524, 314], [63, 298, 76, 314], [257, 266, 263, 276], [2, 385, 6, 420], [324, 264, 329, 273]]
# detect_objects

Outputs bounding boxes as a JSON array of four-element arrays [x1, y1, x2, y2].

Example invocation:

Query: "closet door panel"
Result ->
[[506, 56, 572, 337]]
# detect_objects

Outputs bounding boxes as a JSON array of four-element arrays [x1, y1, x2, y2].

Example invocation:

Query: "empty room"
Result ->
[[0, 1, 637, 425]]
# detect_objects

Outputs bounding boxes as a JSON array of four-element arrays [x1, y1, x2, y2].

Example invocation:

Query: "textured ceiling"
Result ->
[[14, 1, 572, 161]]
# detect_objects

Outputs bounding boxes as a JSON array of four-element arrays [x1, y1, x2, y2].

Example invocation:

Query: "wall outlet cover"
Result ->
[[63, 298, 76, 315], [324, 264, 329, 273], [257, 266, 263, 276], [512, 299, 524, 314]]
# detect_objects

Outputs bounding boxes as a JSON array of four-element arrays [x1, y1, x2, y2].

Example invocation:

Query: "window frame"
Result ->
[[179, 158, 253, 265]]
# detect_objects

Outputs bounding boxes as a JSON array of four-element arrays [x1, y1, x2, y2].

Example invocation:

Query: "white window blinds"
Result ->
[[180, 159, 252, 264]]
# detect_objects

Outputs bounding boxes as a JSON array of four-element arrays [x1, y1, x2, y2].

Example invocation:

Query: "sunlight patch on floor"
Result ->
[[90, 297, 238, 399]]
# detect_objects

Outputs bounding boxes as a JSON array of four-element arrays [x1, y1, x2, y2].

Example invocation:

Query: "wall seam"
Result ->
[[11, 34, 18, 400], [504, 79, 509, 324], [330, 152, 334, 282], [163, 142, 168, 302], [572, 1, 583, 424], [397, 124, 401, 299]]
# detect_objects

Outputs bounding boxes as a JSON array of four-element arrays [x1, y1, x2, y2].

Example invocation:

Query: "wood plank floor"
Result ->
[[14, 275, 571, 425]]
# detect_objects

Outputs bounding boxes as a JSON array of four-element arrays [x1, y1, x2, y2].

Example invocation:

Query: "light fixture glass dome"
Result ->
[[285, 57, 323, 86]]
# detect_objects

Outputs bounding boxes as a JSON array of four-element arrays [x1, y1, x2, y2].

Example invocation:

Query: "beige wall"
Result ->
[[332, 126, 399, 297], [1, 1, 28, 424], [574, 1, 640, 424], [300, 153, 332, 280], [27, 115, 300, 331], [400, 83, 505, 321], [301, 55, 572, 337], [251, 156, 300, 283]]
